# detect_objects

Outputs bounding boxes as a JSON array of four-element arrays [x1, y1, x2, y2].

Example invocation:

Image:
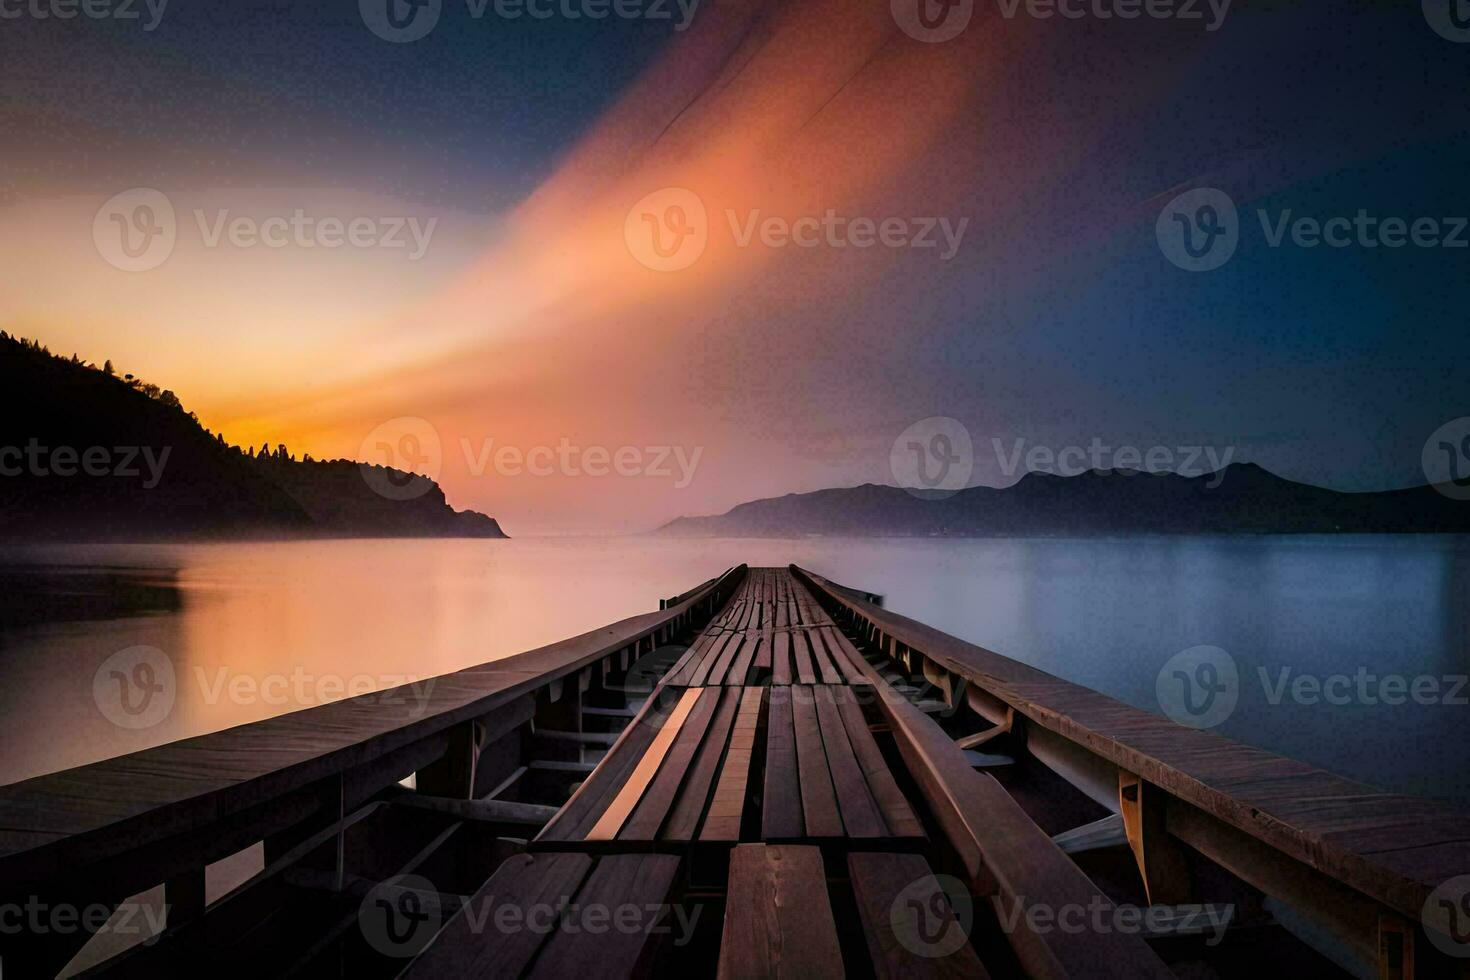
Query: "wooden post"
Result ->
[[1119, 771, 1194, 906], [165, 867, 206, 928], [1377, 912, 1414, 980], [416, 720, 483, 799]]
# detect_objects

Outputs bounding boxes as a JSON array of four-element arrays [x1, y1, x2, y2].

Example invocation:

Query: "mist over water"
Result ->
[[1, 535, 1464, 801]]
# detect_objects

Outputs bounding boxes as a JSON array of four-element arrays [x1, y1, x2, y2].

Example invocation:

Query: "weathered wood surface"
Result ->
[[717, 844, 844, 980], [538, 570, 925, 848], [403, 851, 593, 977], [848, 851, 991, 980], [526, 853, 682, 979], [794, 564, 1470, 925], [0, 566, 745, 891]]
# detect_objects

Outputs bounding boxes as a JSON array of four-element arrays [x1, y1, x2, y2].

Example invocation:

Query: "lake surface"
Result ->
[[1, 535, 1466, 802]]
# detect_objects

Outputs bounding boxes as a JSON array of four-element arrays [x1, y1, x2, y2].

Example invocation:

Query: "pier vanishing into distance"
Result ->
[[1, 566, 1466, 978]]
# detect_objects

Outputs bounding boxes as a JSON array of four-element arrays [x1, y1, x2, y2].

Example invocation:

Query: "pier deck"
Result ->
[[0, 565, 1466, 978]]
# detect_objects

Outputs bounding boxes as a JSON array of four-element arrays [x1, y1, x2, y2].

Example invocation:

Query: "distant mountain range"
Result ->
[[0, 333, 505, 541], [657, 465, 1470, 537]]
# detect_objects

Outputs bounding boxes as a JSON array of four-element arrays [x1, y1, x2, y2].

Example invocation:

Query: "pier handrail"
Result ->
[[793, 564, 1469, 960], [0, 564, 748, 903]]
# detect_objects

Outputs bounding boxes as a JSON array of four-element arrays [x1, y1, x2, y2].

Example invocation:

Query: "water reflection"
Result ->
[[0, 535, 1464, 803]]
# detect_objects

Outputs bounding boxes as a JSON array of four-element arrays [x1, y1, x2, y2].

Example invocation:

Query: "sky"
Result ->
[[1, 0, 1467, 533]]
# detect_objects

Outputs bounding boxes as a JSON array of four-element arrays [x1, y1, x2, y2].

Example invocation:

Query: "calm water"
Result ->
[[1, 536, 1465, 801]]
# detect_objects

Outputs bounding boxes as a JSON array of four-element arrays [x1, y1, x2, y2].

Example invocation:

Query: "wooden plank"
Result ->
[[663, 688, 741, 841], [841, 661, 1174, 977], [812, 686, 885, 838], [834, 693, 924, 839], [762, 688, 804, 840], [754, 631, 773, 671], [404, 852, 591, 977], [791, 633, 818, 686], [528, 853, 682, 979], [848, 852, 989, 979], [620, 688, 723, 840], [668, 631, 719, 687], [823, 627, 869, 684], [772, 632, 792, 687], [587, 688, 705, 840], [728, 635, 760, 686], [809, 631, 844, 686], [791, 687, 842, 838], [718, 844, 843, 980], [702, 688, 764, 840], [708, 635, 746, 687], [691, 633, 737, 687], [536, 695, 671, 842]]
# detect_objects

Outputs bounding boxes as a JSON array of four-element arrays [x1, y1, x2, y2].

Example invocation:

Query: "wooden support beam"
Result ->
[[1051, 813, 1127, 855], [1119, 771, 1194, 906], [955, 707, 1015, 751], [1377, 912, 1415, 980], [390, 794, 558, 827], [416, 718, 484, 799]]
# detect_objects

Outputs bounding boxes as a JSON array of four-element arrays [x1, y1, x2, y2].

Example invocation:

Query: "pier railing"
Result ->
[[0, 564, 748, 976], [793, 564, 1469, 977]]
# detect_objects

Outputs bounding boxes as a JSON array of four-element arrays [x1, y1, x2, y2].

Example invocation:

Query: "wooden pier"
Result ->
[[0, 566, 1466, 978]]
